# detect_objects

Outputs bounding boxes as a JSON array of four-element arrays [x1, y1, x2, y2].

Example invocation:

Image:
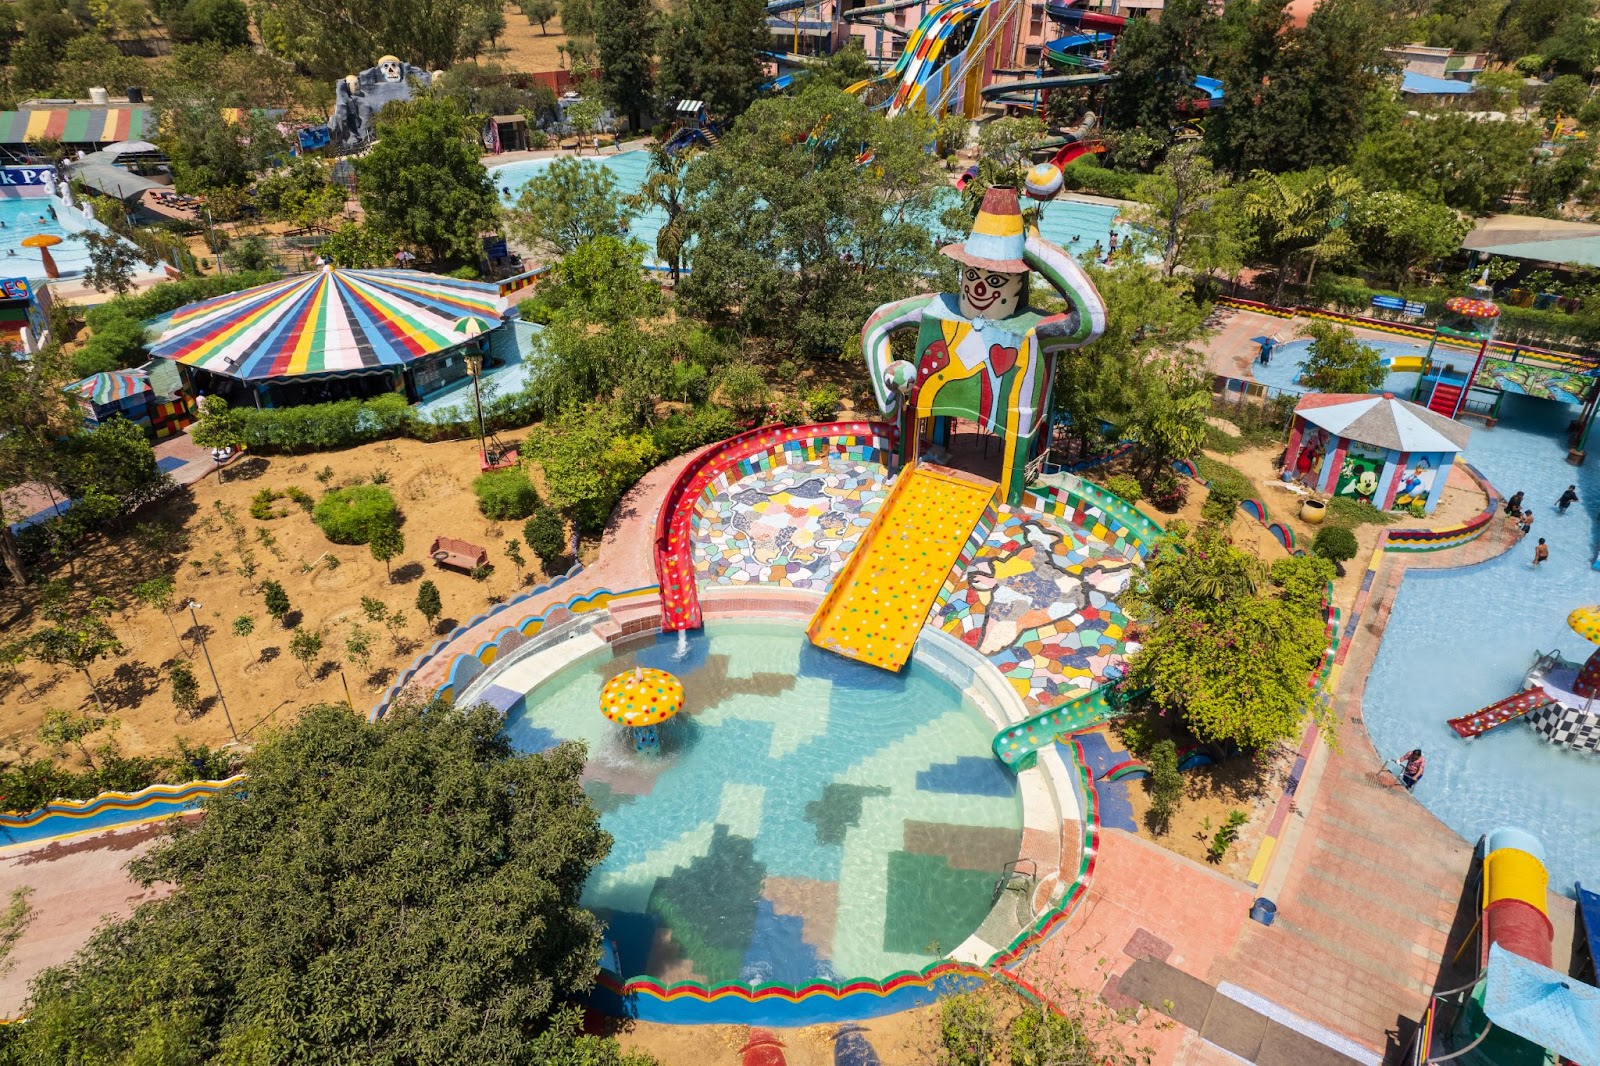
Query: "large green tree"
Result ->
[[357, 97, 500, 266], [1208, 0, 1398, 174], [656, 0, 770, 121], [1242, 168, 1361, 304], [1351, 108, 1542, 214], [594, 0, 654, 132], [157, 99, 288, 195], [6, 701, 615, 1063], [626, 144, 695, 282], [509, 157, 632, 257], [1101, 0, 1219, 147], [1346, 190, 1471, 286], [1297, 321, 1385, 394], [0, 343, 78, 585], [1130, 142, 1247, 278], [679, 82, 943, 355]]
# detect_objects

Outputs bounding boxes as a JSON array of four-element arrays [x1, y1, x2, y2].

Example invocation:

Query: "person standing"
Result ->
[[1558, 485, 1579, 513], [1398, 749, 1426, 791], [1534, 537, 1549, 566]]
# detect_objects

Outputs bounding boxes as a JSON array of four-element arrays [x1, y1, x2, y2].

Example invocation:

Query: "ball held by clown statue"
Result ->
[[862, 186, 1107, 505]]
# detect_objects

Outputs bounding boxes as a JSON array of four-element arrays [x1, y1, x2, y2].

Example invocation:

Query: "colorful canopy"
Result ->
[[65, 368, 148, 405], [1294, 393, 1472, 453], [1484, 944, 1600, 1066], [1568, 606, 1600, 644], [149, 268, 506, 382], [600, 668, 684, 728]]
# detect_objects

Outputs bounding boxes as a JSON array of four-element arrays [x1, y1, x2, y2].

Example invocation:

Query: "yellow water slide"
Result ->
[[806, 463, 996, 671]]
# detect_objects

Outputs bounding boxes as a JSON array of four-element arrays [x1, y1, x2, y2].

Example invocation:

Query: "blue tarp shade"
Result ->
[[1579, 882, 1600, 978], [1402, 72, 1475, 95], [1484, 943, 1600, 1065]]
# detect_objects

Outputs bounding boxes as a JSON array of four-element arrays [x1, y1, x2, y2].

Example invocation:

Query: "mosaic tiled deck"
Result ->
[[692, 458, 890, 590], [496, 621, 1021, 985]]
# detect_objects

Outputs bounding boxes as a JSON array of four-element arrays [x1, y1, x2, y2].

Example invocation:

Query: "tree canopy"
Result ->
[[679, 82, 943, 355], [6, 701, 614, 1064], [510, 157, 633, 257], [252, 0, 505, 76], [1297, 321, 1386, 395], [357, 97, 500, 266], [656, 0, 771, 121]]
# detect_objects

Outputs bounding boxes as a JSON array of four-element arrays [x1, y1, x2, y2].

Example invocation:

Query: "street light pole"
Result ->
[[465, 349, 488, 467], [186, 601, 237, 741]]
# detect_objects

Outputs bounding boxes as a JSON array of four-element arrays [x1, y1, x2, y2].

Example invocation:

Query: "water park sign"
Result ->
[[1372, 295, 1427, 318], [0, 166, 55, 188]]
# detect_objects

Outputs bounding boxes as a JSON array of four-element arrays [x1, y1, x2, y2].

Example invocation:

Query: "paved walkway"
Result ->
[[1199, 306, 1451, 384]]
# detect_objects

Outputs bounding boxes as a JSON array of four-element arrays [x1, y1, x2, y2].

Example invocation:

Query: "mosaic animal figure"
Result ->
[[861, 186, 1106, 505]]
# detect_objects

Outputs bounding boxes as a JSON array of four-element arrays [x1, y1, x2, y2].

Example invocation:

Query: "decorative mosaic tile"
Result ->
[[936, 507, 1139, 712], [691, 459, 891, 591]]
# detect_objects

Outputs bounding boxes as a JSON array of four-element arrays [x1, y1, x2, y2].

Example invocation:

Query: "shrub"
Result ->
[[283, 486, 314, 512], [312, 485, 400, 545], [774, 395, 807, 426], [1311, 524, 1360, 566], [249, 488, 285, 520], [803, 384, 842, 421], [1200, 482, 1244, 526], [1101, 473, 1142, 504], [261, 580, 291, 625], [938, 990, 999, 1066], [1325, 495, 1399, 528], [1008, 1004, 1099, 1065], [1209, 809, 1248, 862], [531, 407, 662, 535], [1060, 157, 1140, 199], [472, 469, 540, 520], [715, 363, 771, 421], [1146, 739, 1183, 835], [523, 506, 567, 569]]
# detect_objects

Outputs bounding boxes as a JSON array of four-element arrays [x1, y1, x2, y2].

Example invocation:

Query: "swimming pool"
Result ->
[[1363, 393, 1600, 896], [488, 151, 1129, 268], [1250, 337, 1478, 398], [0, 196, 116, 282], [501, 619, 1021, 986]]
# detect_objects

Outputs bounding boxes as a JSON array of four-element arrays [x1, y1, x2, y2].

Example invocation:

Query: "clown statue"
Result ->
[[862, 186, 1106, 505]]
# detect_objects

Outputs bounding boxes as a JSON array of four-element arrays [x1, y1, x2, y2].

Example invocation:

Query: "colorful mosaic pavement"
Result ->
[[935, 508, 1138, 710], [692, 459, 890, 590]]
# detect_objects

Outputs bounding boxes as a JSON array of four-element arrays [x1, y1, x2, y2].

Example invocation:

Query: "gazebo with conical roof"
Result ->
[[148, 266, 508, 408], [1284, 392, 1472, 514]]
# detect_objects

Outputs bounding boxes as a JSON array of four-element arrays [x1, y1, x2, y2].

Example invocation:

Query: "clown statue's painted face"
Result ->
[[378, 55, 403, 82], [958, 266, 1027, 320]]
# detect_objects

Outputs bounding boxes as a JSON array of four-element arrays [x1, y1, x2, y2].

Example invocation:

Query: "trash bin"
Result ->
[[1249, 897, 1277, 926]]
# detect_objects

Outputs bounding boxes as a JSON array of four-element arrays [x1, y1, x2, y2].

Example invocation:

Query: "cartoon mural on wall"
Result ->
[[861, 186, 1107, 505], [1335, 444, 1385, 503], [330, 55, 444, 149], [1392, 458, 1435, 509], [1480, 357, 1592, 407]]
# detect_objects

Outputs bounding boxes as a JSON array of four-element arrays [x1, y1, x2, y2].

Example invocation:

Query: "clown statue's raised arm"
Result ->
[[862, 185, 1106, 506]]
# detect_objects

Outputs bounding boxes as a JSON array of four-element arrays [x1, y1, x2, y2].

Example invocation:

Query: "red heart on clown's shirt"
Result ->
[[989, 343, 1019, 375]]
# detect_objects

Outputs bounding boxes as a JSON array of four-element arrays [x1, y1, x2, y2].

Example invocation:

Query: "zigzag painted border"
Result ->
[[0, 776, 242, 847]]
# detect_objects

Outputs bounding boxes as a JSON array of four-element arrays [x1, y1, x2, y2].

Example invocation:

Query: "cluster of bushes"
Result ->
[[0, 741, 236, 815], [1060, 156, 1141, 200], [473, 469, 540, 520], [312, 485, 400, 545], [1307, 273, 1600, 353], [205, 389, 551, 454]]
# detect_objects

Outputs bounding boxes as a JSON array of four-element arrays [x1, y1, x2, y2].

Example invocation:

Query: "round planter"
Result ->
[[1301, 499, 1327, 524]]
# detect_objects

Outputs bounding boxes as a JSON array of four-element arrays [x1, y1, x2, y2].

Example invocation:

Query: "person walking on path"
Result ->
[[1398, 749, 1426, 791], [1505, 490, 1525, 516], [1559, 485, 1579, 513], [1534, 538, 1549, 566]]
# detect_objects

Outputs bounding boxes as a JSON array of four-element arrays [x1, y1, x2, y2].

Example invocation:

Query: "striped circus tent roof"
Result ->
[[0, 107, 151, 146], [149, 268, 507, 381], [1294, 392, 1471, 453], [65, 368, 148, 405]]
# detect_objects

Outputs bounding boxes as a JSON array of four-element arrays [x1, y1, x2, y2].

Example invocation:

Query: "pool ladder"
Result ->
[[993, 858, 1037, 906]]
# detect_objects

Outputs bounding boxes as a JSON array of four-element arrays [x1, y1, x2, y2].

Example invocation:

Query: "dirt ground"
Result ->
[[0, 434, 565, 767], [491, 3, 572, 74]]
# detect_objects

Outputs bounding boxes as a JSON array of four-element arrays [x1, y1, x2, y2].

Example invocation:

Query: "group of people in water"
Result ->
[[0, 205, 60, 257]]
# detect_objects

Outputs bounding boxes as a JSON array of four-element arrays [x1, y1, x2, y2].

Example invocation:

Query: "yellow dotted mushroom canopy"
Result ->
[[599, 668, 684, 728], [1567, 606, 1600, 644]]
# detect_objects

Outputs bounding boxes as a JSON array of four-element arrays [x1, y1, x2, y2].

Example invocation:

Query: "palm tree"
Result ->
[[1242, 169, 1360, 306], [627, 144, 695, 283]]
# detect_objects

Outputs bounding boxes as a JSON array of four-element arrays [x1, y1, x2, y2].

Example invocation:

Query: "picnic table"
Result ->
[[429, 536, 488, 572]]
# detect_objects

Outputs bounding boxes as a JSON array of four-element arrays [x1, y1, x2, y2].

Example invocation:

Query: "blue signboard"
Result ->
[[482, 236, 508, 260], [0, 277, 31, 301], [0, 166, 55, 189], [1372, 295, 1406, 311], [1404, 301, 1427, 317]]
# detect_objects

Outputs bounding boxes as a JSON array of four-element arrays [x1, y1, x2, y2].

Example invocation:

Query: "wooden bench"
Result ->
[[429, 536, 488, 572]]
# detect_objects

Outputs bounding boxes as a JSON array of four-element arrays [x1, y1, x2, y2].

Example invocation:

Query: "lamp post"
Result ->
[[185, 601, 237, 741], [464, 349, 488, 468]]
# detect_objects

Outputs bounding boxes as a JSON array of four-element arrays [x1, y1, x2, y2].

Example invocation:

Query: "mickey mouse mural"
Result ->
[[861, 186, 1107, 505]]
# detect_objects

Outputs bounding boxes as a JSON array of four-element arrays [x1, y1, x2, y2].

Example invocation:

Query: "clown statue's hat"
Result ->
[[942, 186, 1029, 272]]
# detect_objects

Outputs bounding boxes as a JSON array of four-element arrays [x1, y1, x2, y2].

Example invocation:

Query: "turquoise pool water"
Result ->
[[1364, 393, 1600, 896], [502, 620, 1022, 985], [489, 151, 1128, 268], [1249, 337, 1478, 398], [0, 196, 105, 281]]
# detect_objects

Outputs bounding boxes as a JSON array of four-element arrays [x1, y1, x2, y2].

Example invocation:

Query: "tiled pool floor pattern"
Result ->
[[690, 460, 1139, 711], [502, 622, 1020, 985]]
